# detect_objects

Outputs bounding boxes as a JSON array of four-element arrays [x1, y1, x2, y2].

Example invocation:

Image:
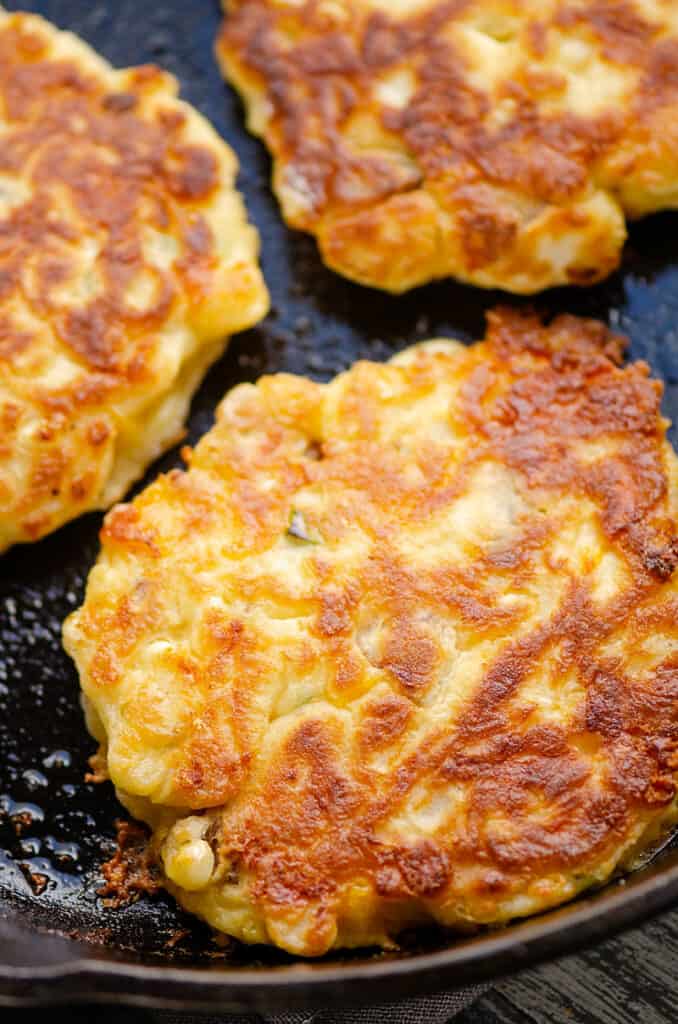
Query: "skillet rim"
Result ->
[[2, 847, 678, 1011]]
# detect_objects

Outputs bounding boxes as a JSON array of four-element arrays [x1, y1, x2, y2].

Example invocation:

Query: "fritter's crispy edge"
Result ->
[[217, 0, 678, 293], [0, 10, 268, 552]]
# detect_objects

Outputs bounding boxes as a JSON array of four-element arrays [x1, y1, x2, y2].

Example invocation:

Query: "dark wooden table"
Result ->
[[3, 907, 678, 1022], [459, 906, 678, 1023]]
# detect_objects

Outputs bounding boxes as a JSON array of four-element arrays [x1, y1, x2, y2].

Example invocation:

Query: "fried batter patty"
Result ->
[[0, 10, 269, 553], [64, 309, 678, 956], [217, 0, 678, 293]]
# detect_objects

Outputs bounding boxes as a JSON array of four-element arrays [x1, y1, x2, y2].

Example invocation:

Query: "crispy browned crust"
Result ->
[[217, 0, 678, 292], [65, 309, 678, 955], [99, 819, 162, 908], [0, 12, 268, 552]]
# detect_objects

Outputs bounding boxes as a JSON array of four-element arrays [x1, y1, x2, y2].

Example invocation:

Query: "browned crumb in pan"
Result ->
[[99, 819, 162, 909]]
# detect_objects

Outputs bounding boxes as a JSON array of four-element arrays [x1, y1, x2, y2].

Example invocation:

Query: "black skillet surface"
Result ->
[[2, 0, 678, 1012]]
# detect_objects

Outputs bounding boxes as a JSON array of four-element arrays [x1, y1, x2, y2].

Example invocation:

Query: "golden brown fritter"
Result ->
[[0, 10, 269, 553], [217, 0, 678, 293], [64, 309, 678, 956]]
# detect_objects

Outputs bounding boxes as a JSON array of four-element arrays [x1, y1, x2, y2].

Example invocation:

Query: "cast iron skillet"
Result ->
[[2, 0, 678, 1012]]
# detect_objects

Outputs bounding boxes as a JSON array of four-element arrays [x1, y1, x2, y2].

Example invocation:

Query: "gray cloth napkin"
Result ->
[[155, 984, 488, 1023]]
